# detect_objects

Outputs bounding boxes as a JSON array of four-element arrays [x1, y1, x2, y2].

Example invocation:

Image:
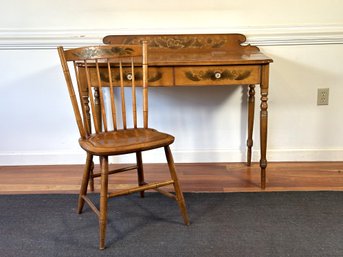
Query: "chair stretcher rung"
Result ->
[[108, 180, 174, 198], [82, 195, 100, 217], [153, 188, 176, 199], [92, 165, 138, 178]]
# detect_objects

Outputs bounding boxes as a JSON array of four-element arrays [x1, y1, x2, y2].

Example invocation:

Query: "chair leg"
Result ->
[[136, 151, 145, 198], [78, 153, 93, 214], [99, 156, 109, 250], [164, 146, 190, 225]]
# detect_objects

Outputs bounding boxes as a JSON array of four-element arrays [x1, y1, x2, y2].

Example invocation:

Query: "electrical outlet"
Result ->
[[317, 88, 329, 105]]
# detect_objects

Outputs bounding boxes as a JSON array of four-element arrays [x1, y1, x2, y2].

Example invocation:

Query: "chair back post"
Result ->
[[142, 41, 148, 128], [58, 46, 87, 139]]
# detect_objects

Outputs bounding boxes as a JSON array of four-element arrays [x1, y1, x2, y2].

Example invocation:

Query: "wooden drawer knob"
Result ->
[[214, 72, 222, 79], [126, 73, 133, 81]]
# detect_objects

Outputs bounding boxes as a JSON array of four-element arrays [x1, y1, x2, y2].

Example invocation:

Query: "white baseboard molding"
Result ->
[[0, 148, 342, 166], [0, 24, 343, 49], [0, 151, 87, 166], [174, 149, 343, 163]]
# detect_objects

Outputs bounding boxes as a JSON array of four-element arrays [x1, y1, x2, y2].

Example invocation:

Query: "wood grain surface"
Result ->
[[1, 162, 342, 194]]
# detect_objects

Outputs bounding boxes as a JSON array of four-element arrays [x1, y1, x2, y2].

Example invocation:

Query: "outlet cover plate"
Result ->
[[317, 88, 329, 105]]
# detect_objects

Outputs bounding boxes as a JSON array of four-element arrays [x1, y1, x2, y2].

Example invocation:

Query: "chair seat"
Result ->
[[79, 128, 174, 155]]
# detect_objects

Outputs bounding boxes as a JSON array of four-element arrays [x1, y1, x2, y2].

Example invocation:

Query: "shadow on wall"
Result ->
[[148, 86, 249, 157]]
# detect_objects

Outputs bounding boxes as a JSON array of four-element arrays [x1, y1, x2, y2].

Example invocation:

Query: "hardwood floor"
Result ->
[[0, 162, 343, 194]]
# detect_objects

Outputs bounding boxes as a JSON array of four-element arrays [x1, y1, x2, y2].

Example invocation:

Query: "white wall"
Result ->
[[1, 0, 343, 165]]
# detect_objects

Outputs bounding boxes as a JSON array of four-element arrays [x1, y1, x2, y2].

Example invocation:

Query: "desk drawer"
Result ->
[[87, 67, 173, 87], [174, 65, 261, 86], [149, 67, 173, 86]]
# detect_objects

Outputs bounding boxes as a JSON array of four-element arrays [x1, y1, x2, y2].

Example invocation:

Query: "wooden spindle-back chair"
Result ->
[[58, 42, 189, 250]]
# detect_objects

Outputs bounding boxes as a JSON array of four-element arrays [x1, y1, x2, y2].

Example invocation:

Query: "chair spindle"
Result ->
[[107, 60, 117, 130], [95, 60, 108, 132], [119, 61, 127, 129], [131, 58, 138, 128]]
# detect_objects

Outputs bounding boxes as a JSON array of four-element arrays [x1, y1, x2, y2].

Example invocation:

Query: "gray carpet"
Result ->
[[0, 192, 342, 257]]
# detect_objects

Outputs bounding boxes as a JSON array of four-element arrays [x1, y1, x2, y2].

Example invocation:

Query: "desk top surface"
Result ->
[[103, 34, 273, 66]]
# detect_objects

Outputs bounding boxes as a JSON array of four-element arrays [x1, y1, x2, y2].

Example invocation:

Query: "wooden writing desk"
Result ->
[[84, 34, 272, 188]]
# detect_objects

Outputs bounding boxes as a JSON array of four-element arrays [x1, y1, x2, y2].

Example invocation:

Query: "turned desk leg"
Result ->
[[260, 65, 269, 189], [81, 80, 95, 191], [94, 88, 102, 131], [247, 85, 255, 166]]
